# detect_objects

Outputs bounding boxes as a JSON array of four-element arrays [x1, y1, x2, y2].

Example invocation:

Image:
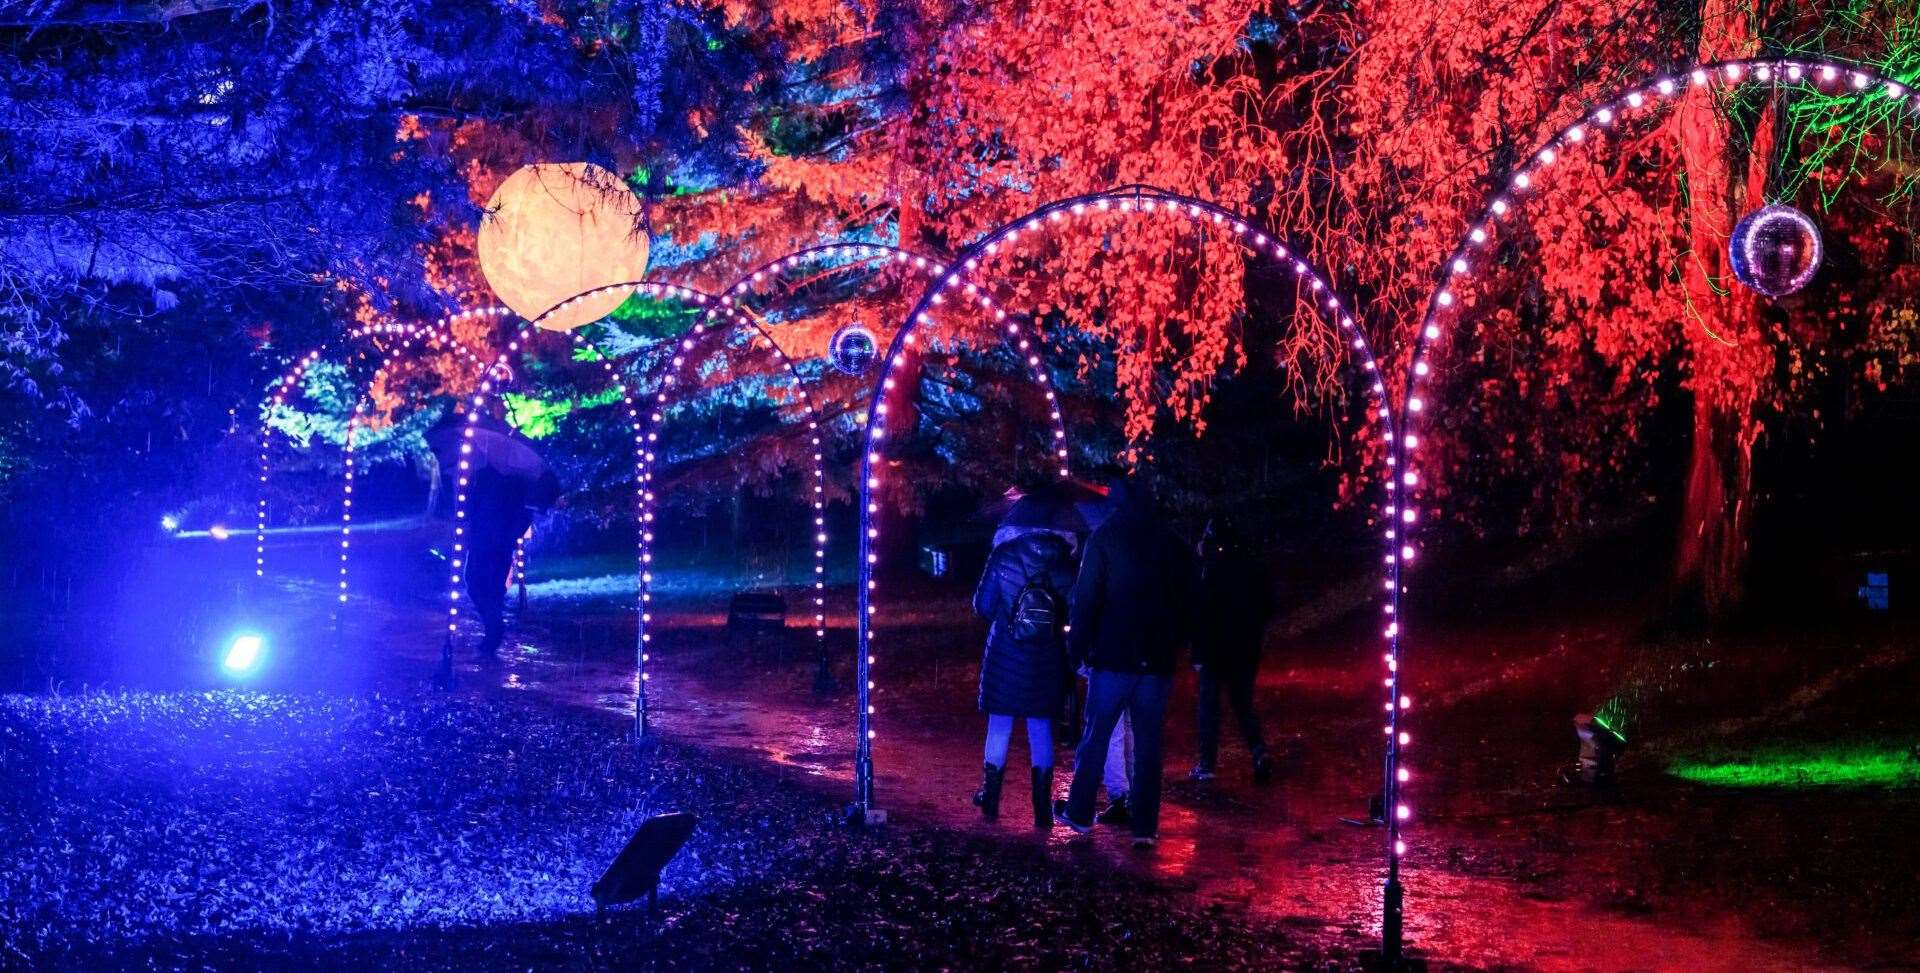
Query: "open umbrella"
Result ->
[[425, 412, 561, 508], [985, 479, 1111, 548]]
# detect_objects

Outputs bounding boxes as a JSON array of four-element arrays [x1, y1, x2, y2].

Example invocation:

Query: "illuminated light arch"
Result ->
[[670, 241, 1078, 682], [253, 312, 511, 583], [444, 281, 720, 733], [338, 310, 512, 603], [854, 187, 1401, 848], [531, 247, 1074, 728], [1397, 57, 1916, 962]]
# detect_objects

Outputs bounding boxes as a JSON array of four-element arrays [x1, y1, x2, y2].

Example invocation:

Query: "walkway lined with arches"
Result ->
[[246, 56, 1920, 956]]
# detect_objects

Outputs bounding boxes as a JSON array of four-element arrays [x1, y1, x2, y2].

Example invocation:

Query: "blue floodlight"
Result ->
[[222, 633, 266, 676]]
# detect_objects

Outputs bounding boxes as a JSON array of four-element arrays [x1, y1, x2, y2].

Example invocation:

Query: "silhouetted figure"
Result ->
[[1191, 518, 1274, 783], [971, 528, 1077, 827], [1055, 476, 1196, 847], [465, 467, 534, 658]]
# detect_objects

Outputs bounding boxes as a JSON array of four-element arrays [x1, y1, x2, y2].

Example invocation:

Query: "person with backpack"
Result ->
[[970, 526, 1078, 828]]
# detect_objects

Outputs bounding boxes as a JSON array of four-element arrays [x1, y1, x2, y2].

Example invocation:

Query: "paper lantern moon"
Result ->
[[1729, 204, 1821, 298], [477, 163, 650, 332]]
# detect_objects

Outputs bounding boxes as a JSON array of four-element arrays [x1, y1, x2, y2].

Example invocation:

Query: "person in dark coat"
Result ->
[[971, 527, 1078, 827], [464, 466, 534, 658], [1054, 475, 1196, 847], [1191, 518, 1275, 782]]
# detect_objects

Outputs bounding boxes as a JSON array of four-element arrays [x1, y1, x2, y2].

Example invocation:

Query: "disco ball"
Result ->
[[829, 324, 877, 376], [1729, 204, 1822, 298]]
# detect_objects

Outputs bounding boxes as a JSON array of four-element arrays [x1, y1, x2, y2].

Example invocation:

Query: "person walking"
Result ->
[[1054, 475, 1195, 848], [971, 527, 1077, 827], [464, 466, 534, 658], [1190, 518, 1275, 783]]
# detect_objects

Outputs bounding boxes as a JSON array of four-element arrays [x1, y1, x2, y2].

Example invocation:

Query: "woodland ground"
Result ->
[[2, 523, 1917, 971]]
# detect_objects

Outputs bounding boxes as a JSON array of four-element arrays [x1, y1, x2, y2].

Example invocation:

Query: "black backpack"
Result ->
[[1006, 578, 1063, 643]]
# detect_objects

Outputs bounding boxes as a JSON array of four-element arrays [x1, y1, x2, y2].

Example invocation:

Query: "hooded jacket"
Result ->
[[973, 530, 1078, 717]]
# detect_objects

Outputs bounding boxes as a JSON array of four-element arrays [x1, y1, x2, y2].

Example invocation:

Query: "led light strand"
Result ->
[[1393, 57, 1911, 928], [341, 311, 508, 604], [255, 317, 498, 587], [695, 242, 1077, 674], [854, 186, 1399, 827], [510, 280, 722, 737], [256, 348, 328, 579]]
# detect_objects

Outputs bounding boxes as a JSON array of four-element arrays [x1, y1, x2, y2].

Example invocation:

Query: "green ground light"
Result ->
[[1668, 744, 1920, 789]]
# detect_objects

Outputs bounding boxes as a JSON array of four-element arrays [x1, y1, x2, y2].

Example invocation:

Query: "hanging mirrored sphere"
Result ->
[[830, 324, 877, 376], [1729, 203, 1821, 298]]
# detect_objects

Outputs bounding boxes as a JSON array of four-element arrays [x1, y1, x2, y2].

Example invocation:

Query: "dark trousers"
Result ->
[[1066, 671, 1170, 837], [1196, 666, 1266, 772], [466, 540, 513, 649]]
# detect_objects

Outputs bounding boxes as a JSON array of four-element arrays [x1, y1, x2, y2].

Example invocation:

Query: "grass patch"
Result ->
[[1668, 742, 1920, 789]]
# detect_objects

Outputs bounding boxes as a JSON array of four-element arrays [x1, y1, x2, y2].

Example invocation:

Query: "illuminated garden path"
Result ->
[[318, 567, 1868, 972]]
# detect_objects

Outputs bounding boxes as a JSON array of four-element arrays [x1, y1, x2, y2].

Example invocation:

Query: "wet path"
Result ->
[[338, 580, 1859, 973]]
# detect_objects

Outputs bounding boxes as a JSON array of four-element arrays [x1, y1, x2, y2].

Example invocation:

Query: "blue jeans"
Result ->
[[984, 714, 1054, 769], [1066, 671, 1170, 837]]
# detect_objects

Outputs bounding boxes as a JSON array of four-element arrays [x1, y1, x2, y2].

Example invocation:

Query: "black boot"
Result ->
[[1251, 748, 1275, 785], [1032, 767, 1054, 829], [972, 763, 1006, 820]]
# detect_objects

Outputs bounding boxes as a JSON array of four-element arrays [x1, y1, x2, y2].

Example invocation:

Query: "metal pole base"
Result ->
[[843, 804, 888, 827], [1359, 878, 1421, 972]]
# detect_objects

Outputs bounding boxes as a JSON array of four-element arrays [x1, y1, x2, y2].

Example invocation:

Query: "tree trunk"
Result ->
[[421, 451, 442, 519], [1670, 0, 1772, 617], [1676, 398, 1755, 611]]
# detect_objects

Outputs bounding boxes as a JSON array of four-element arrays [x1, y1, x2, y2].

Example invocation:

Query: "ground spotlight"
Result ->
[[1565, 713, 1626, 787], [592, 812, 697, 912], [222, 633, 266, 677]]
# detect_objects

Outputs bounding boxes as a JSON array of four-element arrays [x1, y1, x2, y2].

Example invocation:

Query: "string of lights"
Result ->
[[854, 187, 1400, 846], [254, 315, 506, 587], [1395, 58, 1913, 964], [694, 242, 1076, 681], [340, 311, 510, 604], [504, 281, 720, 735]]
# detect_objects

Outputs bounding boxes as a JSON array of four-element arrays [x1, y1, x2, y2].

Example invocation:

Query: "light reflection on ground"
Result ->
[[300, 575, 1865, 971]]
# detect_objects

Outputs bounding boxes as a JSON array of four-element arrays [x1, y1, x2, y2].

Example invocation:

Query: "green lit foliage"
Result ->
[[503, 387, 624, 440], [1777, 8, 1920, 206], [1669, 742, 1920, 788], [604, 293, 703, 347]]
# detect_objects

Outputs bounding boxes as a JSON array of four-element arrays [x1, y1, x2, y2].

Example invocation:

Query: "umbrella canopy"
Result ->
[[426, 411, 561, 507], [985, 479, 1111, 549]]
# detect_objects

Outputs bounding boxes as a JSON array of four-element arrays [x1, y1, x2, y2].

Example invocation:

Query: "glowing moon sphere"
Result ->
[[477, 163, 650, 332], [830, 324, 877, 376], [1729, 204, 1821, 298]]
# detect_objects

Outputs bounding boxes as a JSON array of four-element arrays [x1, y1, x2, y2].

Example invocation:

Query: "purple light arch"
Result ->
[[1394, 56, 1915, 965], [254, 311, 511, 585], [432, 281, 721, 728], [535, 245, 1078, 726], [684, 241, 1078, 670], [853, 187, 1402, 935], [340, 311, 510, 603]]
